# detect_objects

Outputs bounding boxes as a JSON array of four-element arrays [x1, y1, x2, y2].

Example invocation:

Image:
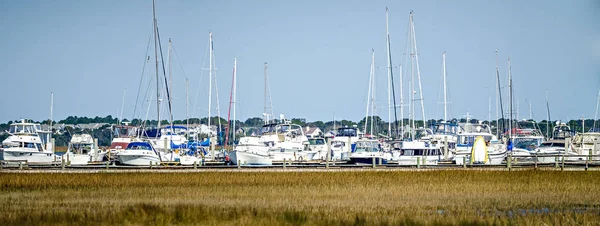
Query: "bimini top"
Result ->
[[126, 142, 153, 150]]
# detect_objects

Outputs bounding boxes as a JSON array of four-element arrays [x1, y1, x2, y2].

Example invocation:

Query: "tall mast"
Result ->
[[495, 50, 504, 137], [263, 62, 268, 124], [409, 11, 415, 140], [226, 58, 236, 147], [371, 49, 376, 136], [508, 57, 513, 140], [410, 11, 426, 125], [386, 7, 391, 137], [48, 92, 53, 150], [153, 0, 161, 128], [442, 52, 448, 121], [365, 49, 375, 135], [208, 31, 213, 132], [232, 58, 237, 143], [168, 38, 174, 131], [386, 7, 399, 139], [399, 64, 403, 138], [186, 78, 189, 139]]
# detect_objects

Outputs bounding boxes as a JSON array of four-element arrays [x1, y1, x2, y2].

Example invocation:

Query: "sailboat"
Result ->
[[117, 0, 165, 166], [395, 11, 443, 165], [229, 62, 274, 166], [349, 49, 389, 164]]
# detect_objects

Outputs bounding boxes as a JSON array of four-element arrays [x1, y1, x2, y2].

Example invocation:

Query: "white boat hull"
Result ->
[[230, 151, 272, 166], [117, 153, 160, 166], [0, 149, 54, 163], [397, 155, 441, 165]]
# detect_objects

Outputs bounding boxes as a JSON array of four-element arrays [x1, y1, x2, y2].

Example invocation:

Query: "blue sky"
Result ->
[[1, 0, 599, 123]]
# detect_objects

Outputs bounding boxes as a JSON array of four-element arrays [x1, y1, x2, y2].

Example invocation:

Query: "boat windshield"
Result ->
[[354, 142, 380, 153], [309, 139, 325, 145], [513, 138, 543, 150], [127, 144, 153, 150], [9, 124, 37, 134], [458, 135, 492, 145]]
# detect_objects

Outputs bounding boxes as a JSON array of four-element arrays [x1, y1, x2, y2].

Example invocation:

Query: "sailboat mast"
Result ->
[[263, 62, 268, 124], [168, 38, 174, 132], [442, 52, 447, 122], [399, 64, 403, 138], [371, 49, 376, 136], [495, 50, 504, 137], [48, 92, 53, 150], [410, 11, 426, 126], [225, 58, 236, 147], [386, 7, 391, 137], [365, 49, 374, 135], [186, 78, 189, 139], [508, 57, 513, 140], [153, 0, 161, 129], [232, 58, 237, 143], [208, 31, 213, 132]]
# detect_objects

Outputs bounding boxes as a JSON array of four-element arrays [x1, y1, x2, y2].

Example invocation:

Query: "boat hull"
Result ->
[[229, 151, 272, 166], [397, 155, 441, 165], [117, 153, 160, 166], [349, 156, 388, 165], [0, 149, 54, 163]]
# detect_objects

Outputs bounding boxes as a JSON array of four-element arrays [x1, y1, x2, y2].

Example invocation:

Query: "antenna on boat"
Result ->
[[365, 49, 375, 136], [48, 92, 53, 151]]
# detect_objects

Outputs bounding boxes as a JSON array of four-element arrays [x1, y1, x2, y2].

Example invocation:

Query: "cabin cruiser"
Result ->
[[230, 121, 307, 165], [396, 140, 443, 165], [454, 123, 507, 165], [533, 122, 577, 163], [429, 121, 461, 160], [116, 141, 162, 166], [63, 134, 106, 165], [0, 120, 54, 163], [568, 132, 600, 161], [330, 127, 361, 160], [349, 139, 389, 164], [306, 137, 329, 161], [108, 125, 140, 160]]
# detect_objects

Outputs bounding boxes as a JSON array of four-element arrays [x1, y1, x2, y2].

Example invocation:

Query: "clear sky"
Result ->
[[1, 0, 599, 123]]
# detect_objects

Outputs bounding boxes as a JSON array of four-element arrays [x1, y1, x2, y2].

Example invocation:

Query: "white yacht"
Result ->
[[533, 122, 577, 163], [396, 140, 443, 166], [330, 127, 361, 160], [1, 120, 54, 163], [306, 137, 329, 161], [63, 134, 106, 165], [116, 141, 162, 166], [108, 125, 140, 160], [349, 140, 389, 164], [454, 123, 507, 165], [231, 121, 307, 165]]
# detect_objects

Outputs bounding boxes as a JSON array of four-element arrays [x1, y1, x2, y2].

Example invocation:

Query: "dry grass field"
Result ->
[[1, 170, 599, 225]]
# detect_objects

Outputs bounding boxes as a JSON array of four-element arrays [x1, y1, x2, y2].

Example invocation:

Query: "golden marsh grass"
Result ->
[[1, 170, 600, 225]]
